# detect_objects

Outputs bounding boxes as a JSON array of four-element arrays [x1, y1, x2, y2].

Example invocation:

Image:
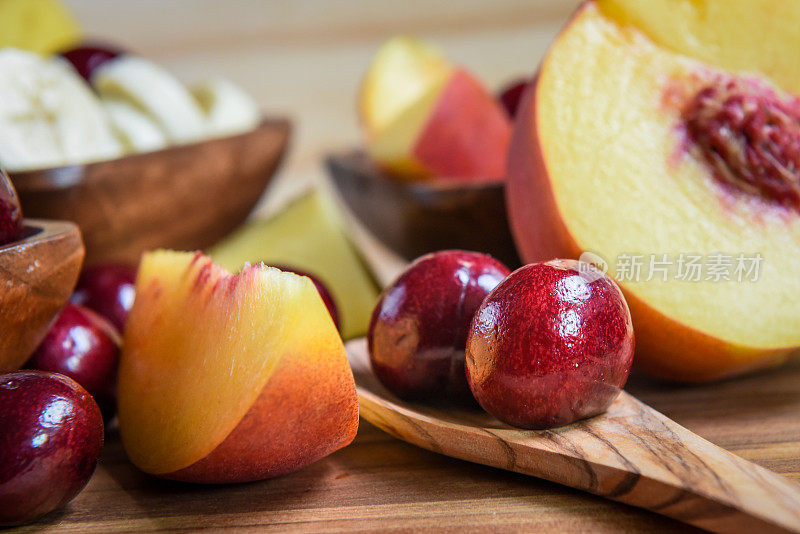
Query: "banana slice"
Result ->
[[0, 49, 122, 171], [93, 55, 208, 144], [103, 99, 167, 153], [191, 77, 260, 136]]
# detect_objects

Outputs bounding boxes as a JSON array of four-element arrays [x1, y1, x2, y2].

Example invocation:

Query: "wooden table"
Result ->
[[25, 1, 797, 531], [13, 359, 799, 533]]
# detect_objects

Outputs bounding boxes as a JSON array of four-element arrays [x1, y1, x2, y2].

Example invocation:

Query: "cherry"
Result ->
[[0, 371, 103, 526], [368, 250, 510, 404], [60, 43, 123, 81], [28, 304, 120, 422], [498, 78, 530, 118], [466, 260, 634, 429], [0, 169, 23, 246], [70, 263, 137, 331]]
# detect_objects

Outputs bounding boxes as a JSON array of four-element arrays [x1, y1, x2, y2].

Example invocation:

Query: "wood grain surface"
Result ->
[[0, 219, 84, 372], [347, 338, 800, 534], [9, 355, 798, 533], [12, 120, 289, 267]]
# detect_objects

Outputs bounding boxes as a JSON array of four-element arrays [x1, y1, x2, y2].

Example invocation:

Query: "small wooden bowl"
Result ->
[[11, 119, 290, 266], [0, 219, 84, 372], [327, 150, 520, 268]]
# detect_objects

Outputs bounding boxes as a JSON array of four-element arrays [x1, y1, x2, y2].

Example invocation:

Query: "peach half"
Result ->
[[117, 250, 358, 483], [507, 0, 800, 382]]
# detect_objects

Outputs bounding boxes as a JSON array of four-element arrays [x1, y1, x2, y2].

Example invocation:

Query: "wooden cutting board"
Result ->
[[11, 340, 798, 533]]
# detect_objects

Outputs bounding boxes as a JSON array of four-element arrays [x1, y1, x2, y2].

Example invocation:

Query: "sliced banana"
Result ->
[[93, 55, 208, 144], [0, 49, 122, 171], [191, 77, 260, 136], [103, 99, 168, 153]]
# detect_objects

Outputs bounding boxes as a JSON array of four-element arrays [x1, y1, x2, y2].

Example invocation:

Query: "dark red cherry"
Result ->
[[0, 168, 23, 246], [60, 43, 123, 81], [0, 371, 103, 526], [28, 304, 120, 422], [466, 260, 635, 429], [498, 78, 529, 118], [70, 263, 137, 331], [368, 250, 510, 404]]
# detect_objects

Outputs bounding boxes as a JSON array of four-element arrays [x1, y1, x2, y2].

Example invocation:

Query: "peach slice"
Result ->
[[117, 250, 358, 483], [359, 35, 453, 140], [208, 190, 380, 340], [507, 1, 800, 382], [369, 68, 512, 181]]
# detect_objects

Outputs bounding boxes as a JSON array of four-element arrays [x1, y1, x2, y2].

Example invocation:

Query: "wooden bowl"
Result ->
[[11, 119, 290, 266], [0, 219, 84, 372], [326, 150, 520, 267]]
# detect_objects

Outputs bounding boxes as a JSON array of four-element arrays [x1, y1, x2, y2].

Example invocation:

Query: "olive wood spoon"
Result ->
[[345, 337, 800, 534]]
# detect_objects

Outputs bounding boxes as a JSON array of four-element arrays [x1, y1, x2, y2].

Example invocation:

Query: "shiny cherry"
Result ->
[[368, 250, 510, 404], [60, 43, 123, 81], [0, 371, 103, 526], [0, 168, 23, 246], [28, 304, 120, 422], [70, 263, 137, 331], [498, 78, 529, 118], [466, 259, 634, 429]]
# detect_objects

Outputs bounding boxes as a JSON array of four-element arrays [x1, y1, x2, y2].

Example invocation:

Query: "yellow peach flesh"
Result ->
[[118, 250, 349, 475], [599, 0, 800, 94], [208, 190, 380, 340], [533, 3, 800, 351]]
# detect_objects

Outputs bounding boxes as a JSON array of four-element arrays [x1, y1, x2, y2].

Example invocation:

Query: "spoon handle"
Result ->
[[348, 339, 800, 533]]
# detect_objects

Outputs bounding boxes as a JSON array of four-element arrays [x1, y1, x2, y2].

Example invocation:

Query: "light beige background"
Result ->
[[64, 0, 581, 215]]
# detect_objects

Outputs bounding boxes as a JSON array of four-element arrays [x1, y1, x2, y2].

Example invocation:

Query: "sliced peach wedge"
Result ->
[[359, 35, 453, 141], [117, 250, 358, 483], [360, 35, 511, 181], [507, 0, 800, 382]]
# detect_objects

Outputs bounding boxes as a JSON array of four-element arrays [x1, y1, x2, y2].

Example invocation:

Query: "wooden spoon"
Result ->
[[0, 219, 84, 372], [345, 338, 800, 533]]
